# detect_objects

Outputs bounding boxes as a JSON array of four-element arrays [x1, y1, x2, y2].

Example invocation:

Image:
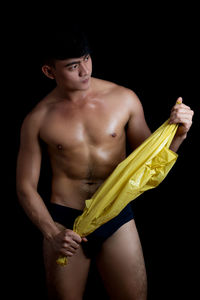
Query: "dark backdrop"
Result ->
[[4, 6, 199, 300]]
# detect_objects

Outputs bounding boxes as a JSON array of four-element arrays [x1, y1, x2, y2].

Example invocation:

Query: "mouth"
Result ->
[[81, 77, 90, 84]]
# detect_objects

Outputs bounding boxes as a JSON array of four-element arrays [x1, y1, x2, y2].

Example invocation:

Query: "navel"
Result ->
[[57, 144, 63, 150]]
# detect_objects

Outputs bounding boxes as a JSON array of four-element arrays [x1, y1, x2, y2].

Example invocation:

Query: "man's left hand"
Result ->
[[169, 97, 194, 139]]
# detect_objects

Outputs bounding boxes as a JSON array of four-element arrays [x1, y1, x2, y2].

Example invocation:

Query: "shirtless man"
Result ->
[[16, 30, 194, 300]]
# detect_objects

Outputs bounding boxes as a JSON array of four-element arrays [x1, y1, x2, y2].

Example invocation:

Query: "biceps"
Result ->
[[127, 116, 151, 150], [16, 143, 42, 191]]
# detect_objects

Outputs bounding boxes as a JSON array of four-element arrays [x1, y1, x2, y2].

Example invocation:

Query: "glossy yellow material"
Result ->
[[56, 119, 178, 266], [56, 256, 68, 266]]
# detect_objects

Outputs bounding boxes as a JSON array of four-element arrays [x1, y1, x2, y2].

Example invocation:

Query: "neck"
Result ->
[[54, 79, 93, 103]]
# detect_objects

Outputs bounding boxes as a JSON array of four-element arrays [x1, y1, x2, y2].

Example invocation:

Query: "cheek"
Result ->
[[59, 71, 77, 82], [88, 61, 92, 73]]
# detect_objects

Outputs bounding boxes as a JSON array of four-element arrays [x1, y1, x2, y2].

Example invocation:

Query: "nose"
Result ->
[[79, 62, 89, 77]]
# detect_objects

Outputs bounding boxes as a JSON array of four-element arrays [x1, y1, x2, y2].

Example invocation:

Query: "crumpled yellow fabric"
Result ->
[[57, 119, 178, 265]]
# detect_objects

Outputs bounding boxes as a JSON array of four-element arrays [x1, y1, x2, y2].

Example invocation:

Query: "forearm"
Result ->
[[17, 187, 60, 240], [169, 133, 187, 153]]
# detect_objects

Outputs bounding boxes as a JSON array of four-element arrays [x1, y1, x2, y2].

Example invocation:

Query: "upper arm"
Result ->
[[126, 90, 151, 150], [16, 113, 43, 193]]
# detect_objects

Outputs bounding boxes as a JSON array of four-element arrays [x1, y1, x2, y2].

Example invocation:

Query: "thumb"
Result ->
[[176, 97, 183, 104]]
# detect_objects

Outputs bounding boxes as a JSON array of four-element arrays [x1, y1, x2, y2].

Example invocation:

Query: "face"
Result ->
[[43, 54, 92, 91]]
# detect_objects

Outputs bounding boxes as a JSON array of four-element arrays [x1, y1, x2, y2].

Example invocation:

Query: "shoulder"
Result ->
[[114, 85, 144, 116], [94, 78, 143, 113], [115, 85, 143, 111], [93, 77, 139, 99], [20, 98, 49, 136]]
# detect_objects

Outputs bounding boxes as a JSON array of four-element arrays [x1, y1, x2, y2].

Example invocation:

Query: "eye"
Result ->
[[68, 64, 78, 71], [84, 55, 90, 61]]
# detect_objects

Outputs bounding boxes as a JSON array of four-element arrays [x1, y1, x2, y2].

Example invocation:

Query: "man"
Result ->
[[16, 29, 193, 300]]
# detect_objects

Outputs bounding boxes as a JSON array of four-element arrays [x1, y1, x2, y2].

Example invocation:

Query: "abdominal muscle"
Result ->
[[50, 177, 104, 210], [49, 145, 126, 210]]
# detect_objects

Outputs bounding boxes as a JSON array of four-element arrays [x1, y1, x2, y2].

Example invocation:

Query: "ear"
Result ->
[[41, 65, 55, 79]]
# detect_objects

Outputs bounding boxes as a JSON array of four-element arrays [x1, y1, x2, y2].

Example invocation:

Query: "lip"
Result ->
[[81, 78, 90, 84]]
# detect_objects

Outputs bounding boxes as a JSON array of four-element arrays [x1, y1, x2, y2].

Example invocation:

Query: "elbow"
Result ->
[[16, 182, 37, 201], [16, 186, 29, 203], [16, 186, 27, 199]]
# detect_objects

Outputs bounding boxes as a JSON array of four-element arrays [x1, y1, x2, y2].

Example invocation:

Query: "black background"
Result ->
[[3, 4, 199, 300]]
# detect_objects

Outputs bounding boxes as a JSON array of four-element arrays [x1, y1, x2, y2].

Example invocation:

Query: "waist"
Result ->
[[50, 177, 104, 210]]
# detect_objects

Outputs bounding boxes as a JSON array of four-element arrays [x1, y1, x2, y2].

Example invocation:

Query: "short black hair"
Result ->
[[40, 26, 91, 65]]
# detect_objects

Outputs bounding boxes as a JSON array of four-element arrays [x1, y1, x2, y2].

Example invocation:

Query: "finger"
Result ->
[[63, 241, 79, 250], [62, 241, 76, 250], [70, 241, 80, 249], [173, 97, 192, 111], [62, 238, 80, 252], [170, 106, 194, 118], [170, 109, 194, 120], [169, 117, 192, 125], [171, 107, 190, 114], [68, 248, 77, 254], [82, 237, 88, 242], [72, 233, 82, 244], [176, 97, 183, 104], [64, 230, 82, 244], [170, 112, 192, 121], [60, 248, 74, 257], [171, 103, 191, 112]]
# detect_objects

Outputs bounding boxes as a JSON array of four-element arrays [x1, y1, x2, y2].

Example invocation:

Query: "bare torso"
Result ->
[[17, 75, 152, 300], [39, 78, 131, 209], [17, 61, 191, 299]]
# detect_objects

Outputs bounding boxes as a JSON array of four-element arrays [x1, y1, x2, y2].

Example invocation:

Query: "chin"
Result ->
[[80, 78, 91, 89]]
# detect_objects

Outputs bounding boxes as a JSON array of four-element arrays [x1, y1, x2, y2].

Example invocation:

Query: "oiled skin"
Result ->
[[16, 54, 193, 299]]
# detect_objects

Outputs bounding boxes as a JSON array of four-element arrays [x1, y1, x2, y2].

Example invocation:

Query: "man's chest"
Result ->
[[40, 100, 129, 150]]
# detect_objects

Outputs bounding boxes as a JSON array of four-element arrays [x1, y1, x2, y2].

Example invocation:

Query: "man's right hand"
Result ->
[[50, 229, 88, 257]]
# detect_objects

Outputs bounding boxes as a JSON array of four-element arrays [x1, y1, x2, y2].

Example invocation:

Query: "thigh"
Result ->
[[43, 223, 91, 300], [96, 219, 147, 300]]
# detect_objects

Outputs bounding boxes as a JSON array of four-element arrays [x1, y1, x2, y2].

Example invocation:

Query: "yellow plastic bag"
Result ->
[[57, 119, 178, 265]]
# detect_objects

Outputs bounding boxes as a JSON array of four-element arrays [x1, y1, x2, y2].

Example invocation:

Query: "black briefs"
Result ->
[[48, 202, 134, 258]]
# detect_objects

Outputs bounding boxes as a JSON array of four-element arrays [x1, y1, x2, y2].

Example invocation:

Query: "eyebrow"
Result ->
[[65, 60, 81, 67], [65, 54, 89, 67]]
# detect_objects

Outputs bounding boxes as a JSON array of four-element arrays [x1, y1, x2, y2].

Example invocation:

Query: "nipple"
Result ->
[[57, 144, 63, 150], [111, 133, 117, 137]]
